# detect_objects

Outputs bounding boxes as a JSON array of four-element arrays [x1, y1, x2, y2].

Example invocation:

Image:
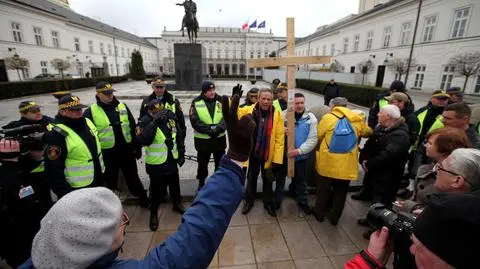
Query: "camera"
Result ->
[[367, 203, 417, 269], [0, 124, 45, 152]]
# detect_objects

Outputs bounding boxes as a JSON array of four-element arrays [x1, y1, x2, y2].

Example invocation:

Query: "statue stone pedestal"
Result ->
[[174, 43, 205, 91]]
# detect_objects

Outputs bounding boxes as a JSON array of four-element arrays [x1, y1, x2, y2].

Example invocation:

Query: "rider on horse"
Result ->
[[176, 0, 198, 31]]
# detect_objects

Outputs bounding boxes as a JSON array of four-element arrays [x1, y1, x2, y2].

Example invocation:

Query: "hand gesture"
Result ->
[[231, 84, 243, 98], [0, 139, 20, 161], [367, 227, 393, 265], [222, 95, 255, 162], [177, 152, 185, 167]]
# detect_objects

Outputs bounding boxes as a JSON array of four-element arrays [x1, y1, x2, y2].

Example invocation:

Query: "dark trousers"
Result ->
[[103, 151, 147, 199], [245, 155, 273, 206], [275, 159, 309, 205], [146, 164, 181, 212], [371, 175, 400, 206], [315, 175, 350, 223], [196, 149, 225, 182]]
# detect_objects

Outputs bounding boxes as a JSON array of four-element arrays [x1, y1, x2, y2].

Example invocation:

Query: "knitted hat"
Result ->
[[389, 80, 406, 92], [413, 191, 480, 268], [329, 97, 348, 107], [201, 81, 215, 93], [31, 187, 122, 269]]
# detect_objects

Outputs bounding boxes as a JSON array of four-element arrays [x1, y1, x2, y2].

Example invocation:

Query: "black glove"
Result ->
[[134, 149, 142, 160], [231, 84, 243, 98], [152, 109, 168, 123], [222, 95, 256, 162], [177, 152, 185, 167]]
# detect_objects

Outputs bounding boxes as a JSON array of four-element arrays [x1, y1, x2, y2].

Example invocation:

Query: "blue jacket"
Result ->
[[19, 155, 245, 269]]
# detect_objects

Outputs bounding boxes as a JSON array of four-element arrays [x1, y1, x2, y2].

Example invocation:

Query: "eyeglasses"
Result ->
[[154, 85, 165, 89], [120, 212, 130, 227], [437, 164, 460, 176]]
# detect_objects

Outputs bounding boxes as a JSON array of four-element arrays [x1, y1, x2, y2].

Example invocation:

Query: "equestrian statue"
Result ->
[[176, 0, 199, 43]]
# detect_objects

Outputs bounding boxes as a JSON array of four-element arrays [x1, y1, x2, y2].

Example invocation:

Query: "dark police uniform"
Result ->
[[43, 96, 105, 198], [189, 92, 226, 190], [84, 83, 147, 205], [137, 100, 185, 231], [0, 155, 52, 268]]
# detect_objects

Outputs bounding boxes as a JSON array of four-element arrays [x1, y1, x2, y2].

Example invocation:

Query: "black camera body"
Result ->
[[367, 203, 417, 269], [0, 124, 45, 152]]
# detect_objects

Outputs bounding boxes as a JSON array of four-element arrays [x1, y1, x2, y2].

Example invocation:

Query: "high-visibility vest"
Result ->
[[31, 162, 44, 173], [412, 109, 444, 150], [90, 103, 132, 149], [273, 99, 282, 112], [145, 127, 178, 165], [193, 99, 225, 139], [163, 96, 176, 113], [55, 118, 105, 188], [379, 98, 388, 109]]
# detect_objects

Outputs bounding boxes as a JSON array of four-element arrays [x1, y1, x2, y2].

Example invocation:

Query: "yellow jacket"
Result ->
[[315, 106, 372, 180], [238, 104, 285, 169]]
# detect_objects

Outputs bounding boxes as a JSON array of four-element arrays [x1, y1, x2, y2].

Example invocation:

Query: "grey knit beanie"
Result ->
[[31, 187, 122, 269]]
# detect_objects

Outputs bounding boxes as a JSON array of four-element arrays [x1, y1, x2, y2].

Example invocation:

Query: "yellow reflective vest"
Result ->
[[193, 99, 225, 139], [145, 127, 178, 165], [90, 103, 132, 149]]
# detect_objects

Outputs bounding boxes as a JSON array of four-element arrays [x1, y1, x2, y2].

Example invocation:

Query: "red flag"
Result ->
[[242, 21, 248, 30]]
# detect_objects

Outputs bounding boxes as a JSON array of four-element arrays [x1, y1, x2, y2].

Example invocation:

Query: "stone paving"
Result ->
[[119, 196, 373, 269]]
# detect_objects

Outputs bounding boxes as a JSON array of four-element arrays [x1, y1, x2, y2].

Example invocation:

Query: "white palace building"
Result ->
[[0, 0, 285, 82], [279, 0, 480, 94]]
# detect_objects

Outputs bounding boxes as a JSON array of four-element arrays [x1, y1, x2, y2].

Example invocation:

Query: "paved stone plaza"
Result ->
[[2, 80, 478, 268]]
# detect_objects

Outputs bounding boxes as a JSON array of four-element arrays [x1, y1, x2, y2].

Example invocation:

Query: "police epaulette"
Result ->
[[52, 126, 68, 137]]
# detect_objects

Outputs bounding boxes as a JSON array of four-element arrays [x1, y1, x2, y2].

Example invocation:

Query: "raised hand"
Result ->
[[222, 94, 255, 162], [231, 84, 243, 98]]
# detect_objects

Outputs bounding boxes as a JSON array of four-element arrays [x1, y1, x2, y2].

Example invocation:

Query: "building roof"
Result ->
[[278, 0, 406, 51], [10, 0, 156, 48]]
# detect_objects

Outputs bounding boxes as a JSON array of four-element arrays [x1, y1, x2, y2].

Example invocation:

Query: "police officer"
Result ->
[[189, 81, 226, 191], [43, 95, 105, 198], [273, 83, 288, 112], [137, 99, 185, 231], [2, 101, 53, 203], [84, 82, 148, 207], [0, 139, 51, 268], [368, 80, 414, 128]]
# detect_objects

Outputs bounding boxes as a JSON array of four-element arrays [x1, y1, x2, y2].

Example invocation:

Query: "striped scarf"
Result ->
[[254, 104, 274, 161]]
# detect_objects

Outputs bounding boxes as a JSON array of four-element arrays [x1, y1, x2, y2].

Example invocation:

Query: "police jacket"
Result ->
[[139, 91, 186, 151], [189, 94, 226, 152], [84, 97, 138, 155], [43, 115, 104, 198], [2, 116, 53, 129], [19, 155, 245, 269], [137, 112, 185, 170], [414, 104, 445, 145]]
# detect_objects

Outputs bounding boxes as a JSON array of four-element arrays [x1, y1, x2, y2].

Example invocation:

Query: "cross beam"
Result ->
[[247, 18, 332, 177], [248, 56, 331, 68]]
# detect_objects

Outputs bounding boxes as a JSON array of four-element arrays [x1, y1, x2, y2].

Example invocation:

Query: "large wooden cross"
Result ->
[[248, 18, 331, 177]]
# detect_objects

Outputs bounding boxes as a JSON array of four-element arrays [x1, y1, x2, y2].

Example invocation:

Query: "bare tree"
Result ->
[[387, 57, 417, 81], [5, 54, 29, 81], [448, 52, 480, 92], [357, 60, 375, 85], [330, 60, 344, 73], [51, 58, 71, 79]]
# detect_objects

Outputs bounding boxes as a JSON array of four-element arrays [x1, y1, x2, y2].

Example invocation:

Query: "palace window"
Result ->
[[33, 27, 43, 46], [400, 22, 411, 45], [451, 7, 470, 38], [422, 15, 437, 42], [11, 22, 23, 43]]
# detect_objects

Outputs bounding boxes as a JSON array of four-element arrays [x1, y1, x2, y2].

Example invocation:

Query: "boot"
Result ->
[[149, 212, 158, 231], [265, 204, 277, 217], [197, 179, 205, 191], [242, 201, 254, 215], [172, 202, 185, 215], [298, 203, 313, 215]]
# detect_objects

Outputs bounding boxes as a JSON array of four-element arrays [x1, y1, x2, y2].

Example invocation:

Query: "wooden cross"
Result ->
[[248, 18, 331, 177]]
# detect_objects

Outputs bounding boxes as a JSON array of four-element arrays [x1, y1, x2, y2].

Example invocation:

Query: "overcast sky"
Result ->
[[68, 0, 359, 37]]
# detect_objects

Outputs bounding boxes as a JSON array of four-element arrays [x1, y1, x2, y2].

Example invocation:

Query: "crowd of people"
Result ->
[[0, 77, 479, 268]]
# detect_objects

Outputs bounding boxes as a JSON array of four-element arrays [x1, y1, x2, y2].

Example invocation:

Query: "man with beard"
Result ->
[[84, 82, 148, 207]]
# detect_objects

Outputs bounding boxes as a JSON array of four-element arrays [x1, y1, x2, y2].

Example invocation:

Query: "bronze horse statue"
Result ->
[[177, 0, 198, 43]]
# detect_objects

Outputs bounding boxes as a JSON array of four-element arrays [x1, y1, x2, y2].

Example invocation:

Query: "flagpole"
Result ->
[[245, 27, 248, 80]]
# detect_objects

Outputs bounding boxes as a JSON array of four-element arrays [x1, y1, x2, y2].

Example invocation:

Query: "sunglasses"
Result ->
[[154, 85, 165, 89]]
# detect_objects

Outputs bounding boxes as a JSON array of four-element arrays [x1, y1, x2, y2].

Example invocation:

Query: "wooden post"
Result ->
[[286, 18, 296, 178]]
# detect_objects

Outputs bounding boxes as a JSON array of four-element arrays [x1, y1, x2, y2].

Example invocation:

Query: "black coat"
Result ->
[[139, 91, 186, 153], [403, 110, 420, 146], [189, 94, 226, 152], [414, 104, 444, 145], [83, 97, 139, 157], [323, 83, 340, 105], [43, 115, 104, 198], [2, 116, 53, 129], [360, 119, 410, 182], [368, 92, 415, 128]]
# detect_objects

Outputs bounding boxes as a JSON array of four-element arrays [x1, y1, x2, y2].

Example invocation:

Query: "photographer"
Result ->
[[345, 191, 480, 269], [0, 139, 51, 268], [18, 94, 256, 269]]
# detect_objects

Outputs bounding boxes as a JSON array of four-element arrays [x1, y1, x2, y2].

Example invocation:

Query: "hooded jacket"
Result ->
[[316, 106, 372, 180]]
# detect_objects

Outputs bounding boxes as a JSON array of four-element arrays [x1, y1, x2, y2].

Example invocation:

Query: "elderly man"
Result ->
[[442, 102, 479, 148], [446, 86, 464, 104], [314, 97, 371, 225], [357, 105, 410, 231], [346, 191, 480, 269], [434, 148, 480, 194]]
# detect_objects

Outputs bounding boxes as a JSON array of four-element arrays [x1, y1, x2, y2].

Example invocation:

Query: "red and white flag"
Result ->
[[241, 21, 248, 30]]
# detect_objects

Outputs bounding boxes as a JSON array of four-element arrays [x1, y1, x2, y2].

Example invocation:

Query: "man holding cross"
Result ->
[[234, 85, 285, 217]]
